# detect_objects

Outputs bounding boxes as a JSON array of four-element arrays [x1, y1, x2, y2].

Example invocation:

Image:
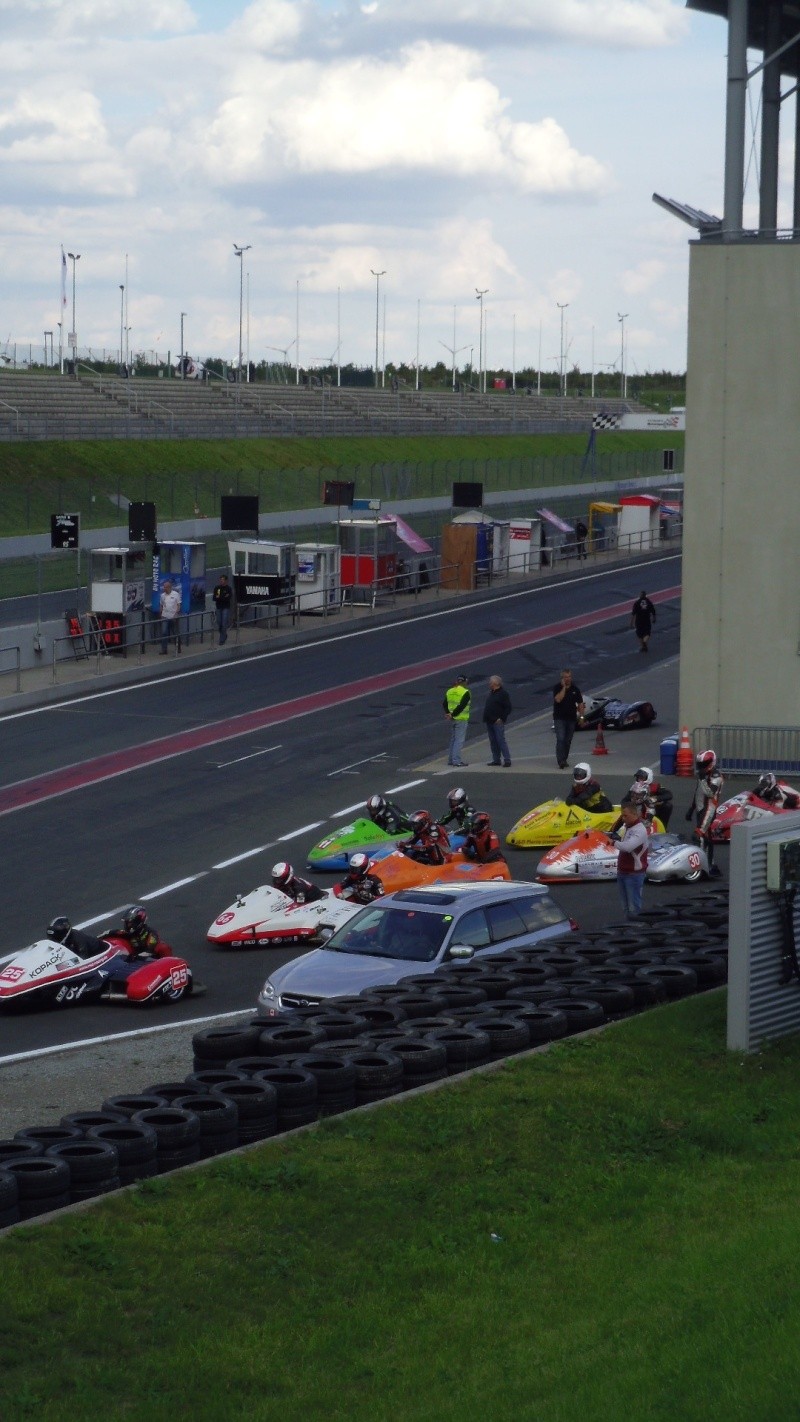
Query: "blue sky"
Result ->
[[0, 2, 780, 377]]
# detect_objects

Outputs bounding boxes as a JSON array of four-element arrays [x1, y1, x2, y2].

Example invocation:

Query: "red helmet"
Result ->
[[447, 787, 468, 808], [271, 861, 293, 887], [348, 852, 370, 877], [410, 810, 433, 832], [695, 750, 717, 776], [472, 812, 491, 834]]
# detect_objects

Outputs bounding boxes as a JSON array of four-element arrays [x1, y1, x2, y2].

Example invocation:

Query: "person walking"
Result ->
[[212, 573, 232, 646], [552, 668, 585, 769], [614, 800, 649, 919], [482, 674, 512, 766], [630, 590, 656, 653], [159, 579, 181, 654], [685, 748, 724, 878], [443, 672, 471, 767]]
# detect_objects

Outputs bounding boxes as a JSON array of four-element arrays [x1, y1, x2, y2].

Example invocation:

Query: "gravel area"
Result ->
[[0, 1013, 248, 1139]]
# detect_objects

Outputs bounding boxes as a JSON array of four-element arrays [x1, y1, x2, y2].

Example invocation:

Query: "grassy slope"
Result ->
[[1, 990, 797, 1422]]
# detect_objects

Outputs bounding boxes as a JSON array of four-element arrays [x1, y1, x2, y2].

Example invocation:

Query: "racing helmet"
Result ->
[[410, 810, 434, 833], [348, 852, 370, 878], [366, 794, 386, 819], [572, 763, 592, 785], [271, 861, 294, 887], [757, 772, 777, 795], [471, 812, 491, 834], [633, 767, 654, 787], [447, 787, 468, 809], [696, 750, 717, 776], [47, 916, 71, 944], [123, 904, 149, 940]]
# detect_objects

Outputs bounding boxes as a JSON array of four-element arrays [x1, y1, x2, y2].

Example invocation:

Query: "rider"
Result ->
[[400, 810, 449, 865], [437, 786, 475, 833], [685, 749, 724, 877], [565, 763, 613, 813], [46, 916, 103, 960], [461, 811, 505, 864], [116, 904, 162, 958], [754, 772, 800, 810], [365, 794, 415, 836], [628, 766, 673, 829], [271, 862, 327, 905], [334, 852, 385, 905]]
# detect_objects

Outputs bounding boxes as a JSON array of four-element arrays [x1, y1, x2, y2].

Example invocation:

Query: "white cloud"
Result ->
[[622, 258, 667, 295], [0, 0, 195, 37], [351, 0, 687, 49]]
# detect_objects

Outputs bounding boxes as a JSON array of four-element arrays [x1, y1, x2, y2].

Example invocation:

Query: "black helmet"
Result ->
[[123, 904, 149, 936], [348, 852, 370, 878], [272, 861, 293, 887], [366, 794, 386, 818], [447, 787, 468, 809], [47, 916, 71, 944]]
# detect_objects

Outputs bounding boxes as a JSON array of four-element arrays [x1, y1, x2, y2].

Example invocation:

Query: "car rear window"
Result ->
[[514, 893, 568, 933], [485, 900, 529, 943]]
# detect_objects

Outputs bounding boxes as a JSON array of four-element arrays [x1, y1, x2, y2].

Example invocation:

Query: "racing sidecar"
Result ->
[[208, 886, 360, 948], [710, 788, 800, 843], [370, 847, 511, 893], [577, 696, 657, 731], [506, 798, 666, 850], [306, 817, 465, 872], [535, 829, 708, 883], [0, 932, 197, 1011]]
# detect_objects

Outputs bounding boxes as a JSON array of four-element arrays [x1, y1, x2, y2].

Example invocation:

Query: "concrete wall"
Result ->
[[679, 240, 800, 732]]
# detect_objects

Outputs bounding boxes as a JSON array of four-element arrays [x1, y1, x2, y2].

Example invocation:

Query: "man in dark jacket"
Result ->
[[212, 573, 233, 646], [482, 674, 512, 766]]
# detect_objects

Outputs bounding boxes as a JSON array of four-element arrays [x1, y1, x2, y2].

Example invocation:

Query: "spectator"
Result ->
[[212, 573, 232, 646], [575, 519, 588, 560], [630, 590, 656, 653], [443, 672, 471, 768], [552, 668, 585, 769], [482, 674, 512, 767], [159, 580, 181, 654], [615, 801, 650, 919]]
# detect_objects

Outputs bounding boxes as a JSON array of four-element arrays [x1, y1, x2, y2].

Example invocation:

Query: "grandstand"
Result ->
[[0, 370, 642, 442]]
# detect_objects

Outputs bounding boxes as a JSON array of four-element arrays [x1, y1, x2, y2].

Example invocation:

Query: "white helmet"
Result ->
[[633, 767, 653, 788], [572, 763, 592, 784], [447, 787, 468, 808], [271, 861, 293, 887]]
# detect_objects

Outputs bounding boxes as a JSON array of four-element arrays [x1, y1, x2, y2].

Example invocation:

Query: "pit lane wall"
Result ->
[[679, 240, 800, 734]]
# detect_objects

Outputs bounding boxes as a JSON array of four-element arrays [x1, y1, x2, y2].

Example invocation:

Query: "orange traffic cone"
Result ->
[[592, 723, 609, 756], [675, 726, 693, 776]]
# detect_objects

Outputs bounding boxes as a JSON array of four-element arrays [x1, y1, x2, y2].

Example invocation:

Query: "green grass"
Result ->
[[1, 431, 681, 536], [1, 991, 798, 1422]]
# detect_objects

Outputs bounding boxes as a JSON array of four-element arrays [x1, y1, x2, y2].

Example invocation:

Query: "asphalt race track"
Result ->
[[0, 552, 686, 1063]]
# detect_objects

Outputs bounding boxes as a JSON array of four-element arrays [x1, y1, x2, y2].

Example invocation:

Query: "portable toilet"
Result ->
[[508, 518, 543, 574], [227, 539, 297, 606], [89, 545, 148, 652], [617, 495, 661, 552], [442, 510, 495, 590], [295, 542, 341, 613], [151, 541, 207, 616]]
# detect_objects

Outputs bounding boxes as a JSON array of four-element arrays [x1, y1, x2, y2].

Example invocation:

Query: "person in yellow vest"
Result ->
[[443, 672, 471, 767]]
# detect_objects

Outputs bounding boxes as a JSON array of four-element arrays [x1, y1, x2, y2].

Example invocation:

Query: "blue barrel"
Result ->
[[660, 736, 679, 776]]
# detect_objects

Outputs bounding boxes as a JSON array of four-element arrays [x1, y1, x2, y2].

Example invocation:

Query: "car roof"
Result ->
[[385, 881, 550, 909]]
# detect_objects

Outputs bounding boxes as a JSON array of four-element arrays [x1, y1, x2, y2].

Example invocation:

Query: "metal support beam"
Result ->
[[724, 0, 750, 235], [759, 1, 783, 232]]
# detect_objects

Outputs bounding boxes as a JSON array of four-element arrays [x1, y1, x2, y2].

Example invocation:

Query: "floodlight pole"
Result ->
[[233, 243, 251, 383], [618, 312, 628, 399], [475, 288, 488, 394], [557, 302, 568, 396], [67, 252, 80, 373], [371, 269, 385, 388]]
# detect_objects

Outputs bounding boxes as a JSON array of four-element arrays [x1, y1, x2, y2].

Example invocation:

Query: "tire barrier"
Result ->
[[1, 891, 729, 1228]]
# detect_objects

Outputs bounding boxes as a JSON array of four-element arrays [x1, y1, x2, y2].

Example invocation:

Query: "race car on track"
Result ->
[[710, 788, 800, 843], [306, 817, 465, 872], [577, 696, 657, 731], [535, 829, 709, 884], [0, 931, 198, 1011], [506, 798, 666, 850], [208, 886, 361, 949], [370, 847, 511, 894]]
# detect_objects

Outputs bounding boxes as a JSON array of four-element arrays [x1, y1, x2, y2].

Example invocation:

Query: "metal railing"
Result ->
[[0, 644, 21, 693], [694, 725, 800, 775]]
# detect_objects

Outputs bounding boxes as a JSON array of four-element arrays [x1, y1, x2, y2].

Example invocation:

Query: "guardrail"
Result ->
[[694, 725, 800, 775], [0, 644, 21, 693]]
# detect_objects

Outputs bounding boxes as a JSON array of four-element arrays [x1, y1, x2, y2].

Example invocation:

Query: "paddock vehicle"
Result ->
[[577, 696, 657, 731]]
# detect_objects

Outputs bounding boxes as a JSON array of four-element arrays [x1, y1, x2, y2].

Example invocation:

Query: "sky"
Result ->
[[0, 0, 782, 378]]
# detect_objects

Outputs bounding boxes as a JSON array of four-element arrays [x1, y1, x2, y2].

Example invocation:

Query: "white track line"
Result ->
[[385, 779, 427, 794], [0, 1009, 254, 1066], [277, 821, 324, 841], [142, 874, 207, 900], [215, 744, 281, 768], [332, 800, 368, 818], [213, 844, 274, 870]]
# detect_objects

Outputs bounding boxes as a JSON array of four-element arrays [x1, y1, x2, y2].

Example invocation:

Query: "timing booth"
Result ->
[[227, 539, 297, 608], [151, 541, 207, 618], [337, 517, 398, 601], [617, 495, 661, 552], [295, 542, 341, 613], [508, 518, 544, 574], [89, 545, 148, 653]]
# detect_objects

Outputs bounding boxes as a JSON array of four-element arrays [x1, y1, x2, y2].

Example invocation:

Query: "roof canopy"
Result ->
[[687, 2, 800, 80]]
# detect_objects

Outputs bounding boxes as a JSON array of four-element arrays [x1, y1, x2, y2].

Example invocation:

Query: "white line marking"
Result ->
[[332, 801, 368, 818], [75, 907, 129, 929], [215, 744, 281, 768], [142, 874, 206, 900], [326, 752, 387, 777], [0, 1009, 254, 1066], [213, 845, 274, 870], [0, 553, 681, 722], [384, 779, 427, 794], [277, 821, 324, 842]]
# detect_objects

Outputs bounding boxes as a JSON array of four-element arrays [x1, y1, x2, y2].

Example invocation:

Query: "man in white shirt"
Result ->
[[615, 800, 649, 919], [159, 580, 182, 654]]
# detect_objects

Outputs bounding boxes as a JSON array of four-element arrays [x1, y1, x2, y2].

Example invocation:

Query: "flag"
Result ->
[[60, 247, 67, 308]]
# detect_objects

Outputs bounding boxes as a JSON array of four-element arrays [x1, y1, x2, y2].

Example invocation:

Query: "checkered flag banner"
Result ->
[[592, 413, 622, 430]]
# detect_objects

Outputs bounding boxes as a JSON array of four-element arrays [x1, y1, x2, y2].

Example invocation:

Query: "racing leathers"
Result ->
[[368, 800, 415, 835], [756, 780, 800, 810], [334, 870, 385, 905], [401, 823, 450, 866], [624, 779, 673, 829], [685, 769, 725, 873], [565, 777, 613, 813], [116, 925, 162, 959], [438, 801, 475, 833], [462, 825, 504, 864], [277, 873, 327, 905]]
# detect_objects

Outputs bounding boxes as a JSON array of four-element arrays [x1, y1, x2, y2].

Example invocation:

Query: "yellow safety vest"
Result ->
[[445, 686, 471, 721]]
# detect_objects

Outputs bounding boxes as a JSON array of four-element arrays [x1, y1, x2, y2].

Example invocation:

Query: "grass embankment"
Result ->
[[1, 990, 797, 1422], [1, 430, 681, 537]]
